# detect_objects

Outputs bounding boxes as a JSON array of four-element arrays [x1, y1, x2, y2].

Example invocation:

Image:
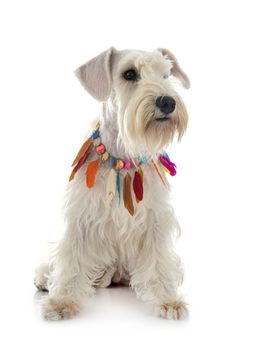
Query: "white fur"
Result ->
[[35, 48, 189, 320]]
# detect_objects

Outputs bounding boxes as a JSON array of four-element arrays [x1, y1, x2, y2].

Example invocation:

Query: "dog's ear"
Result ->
[[75, 47, 115, 101], [157, 48, 190, 89]]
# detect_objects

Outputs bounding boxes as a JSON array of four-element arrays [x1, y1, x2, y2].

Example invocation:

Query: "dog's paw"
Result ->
[[42, 297, 82, 320], [155, 300, 188, 320]]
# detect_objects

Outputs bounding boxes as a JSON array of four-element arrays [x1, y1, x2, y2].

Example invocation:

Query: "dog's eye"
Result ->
[[163, 74, 169, 79], [123, 69, 138, 81]]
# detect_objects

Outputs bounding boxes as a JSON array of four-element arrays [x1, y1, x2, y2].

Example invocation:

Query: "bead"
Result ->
[[124, 159, 131, 169], [138, 155, 147, 165], [93, 137, 101, 147], [92, 130, 100, 139], [96, 144, 105, 154], [115, 159, 124, 170], [101, 151, 109, 161], [109, 156, 116, 167]]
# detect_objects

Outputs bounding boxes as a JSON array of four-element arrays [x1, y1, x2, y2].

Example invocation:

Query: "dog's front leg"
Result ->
[[41, 224, 94, 320], [130, 228, 188, 320]]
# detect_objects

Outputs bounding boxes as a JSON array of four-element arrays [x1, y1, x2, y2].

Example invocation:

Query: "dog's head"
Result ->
[[75, 47, 189, 156]]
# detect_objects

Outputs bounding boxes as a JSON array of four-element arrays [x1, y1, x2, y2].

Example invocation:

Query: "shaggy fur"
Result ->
[[34, 47, 190, 320]]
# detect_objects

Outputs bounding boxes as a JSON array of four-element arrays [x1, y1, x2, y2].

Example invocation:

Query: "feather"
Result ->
[[117, 171, 121, 206], [162, 150, 170, 160], [123, 172, 134, 216], [86, 159, 100, 188], [133, 169, 143, 202], [151, 159, 166, 185], [93, 121, 100, 131], [138, 166, 143, 181], [159, 154, 177, 176], [69, 169, 76, 182], [157, 161, 170, 188], [71, 136, 92, 167], [138, 166, 144, 201], [69, 143, 93, 181], [106, 168, 117, 205]]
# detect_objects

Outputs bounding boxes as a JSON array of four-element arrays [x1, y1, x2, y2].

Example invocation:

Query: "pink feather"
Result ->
[[159, 154, 177, 176]]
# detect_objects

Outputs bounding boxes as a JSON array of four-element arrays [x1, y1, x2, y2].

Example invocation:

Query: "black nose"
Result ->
[[156, 96, 176, 114]]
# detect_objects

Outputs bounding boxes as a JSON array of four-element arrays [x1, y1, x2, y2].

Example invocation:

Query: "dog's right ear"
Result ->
[[75, 47, 115, 101], [157, 48, 190, 89]]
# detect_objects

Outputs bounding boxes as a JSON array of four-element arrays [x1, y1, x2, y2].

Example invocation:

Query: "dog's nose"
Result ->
[[156, 96, 176, 114]]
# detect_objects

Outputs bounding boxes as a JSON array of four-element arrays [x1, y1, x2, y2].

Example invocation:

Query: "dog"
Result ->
[[34, 47, 190, 321]]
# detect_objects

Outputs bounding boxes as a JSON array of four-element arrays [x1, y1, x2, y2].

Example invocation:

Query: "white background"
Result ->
[[0, 0, 254, 349]]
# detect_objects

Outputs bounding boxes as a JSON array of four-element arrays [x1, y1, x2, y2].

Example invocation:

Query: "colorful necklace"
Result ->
[[69, 121, 177, 216]]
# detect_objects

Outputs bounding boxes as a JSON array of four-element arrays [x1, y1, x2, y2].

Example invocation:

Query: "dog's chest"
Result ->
[[76, 163, 170, 231]]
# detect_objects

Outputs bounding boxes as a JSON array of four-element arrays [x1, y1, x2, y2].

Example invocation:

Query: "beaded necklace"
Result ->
[[69, 121, 177, 216]]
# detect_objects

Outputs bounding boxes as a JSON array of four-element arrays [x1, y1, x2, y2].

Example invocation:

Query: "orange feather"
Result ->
[[123, 172, 134, 216], [69, 169, 76, 182], [136, 166, 144, 203], [138, 166, 143, 181], [151, 159, 165, 185], [86, 159, 100, 188], [71, 136, 92, 167], [69, 143, 93, 182]]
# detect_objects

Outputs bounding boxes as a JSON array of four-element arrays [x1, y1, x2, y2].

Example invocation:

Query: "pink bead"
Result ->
[[96, 144, 105, 155], [124, 159, 131, 169]]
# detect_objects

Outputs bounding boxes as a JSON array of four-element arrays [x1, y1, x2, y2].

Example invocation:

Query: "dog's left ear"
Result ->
[[157, 48, 190, 89], [75, 47, 115, 101]]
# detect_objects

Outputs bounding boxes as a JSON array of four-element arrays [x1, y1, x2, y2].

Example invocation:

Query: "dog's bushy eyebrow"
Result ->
[[119, 54, 173, 80], [119, 59, 138, 71]]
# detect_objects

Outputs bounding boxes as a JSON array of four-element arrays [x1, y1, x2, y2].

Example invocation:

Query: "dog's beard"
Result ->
[[119, 89, 188, 157]]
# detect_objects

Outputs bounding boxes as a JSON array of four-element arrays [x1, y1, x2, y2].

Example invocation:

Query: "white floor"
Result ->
[[1, 269, 249, 350], [33, 284, 153, 322]]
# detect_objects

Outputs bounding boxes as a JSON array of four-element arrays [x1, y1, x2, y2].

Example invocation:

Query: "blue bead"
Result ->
[[138, 155, 147, 165], [92, 130, 100, 139], [109, 156, 115, 167]]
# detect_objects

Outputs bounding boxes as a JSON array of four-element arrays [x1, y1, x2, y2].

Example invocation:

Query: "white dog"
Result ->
[[34, 47, 190, 321]]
